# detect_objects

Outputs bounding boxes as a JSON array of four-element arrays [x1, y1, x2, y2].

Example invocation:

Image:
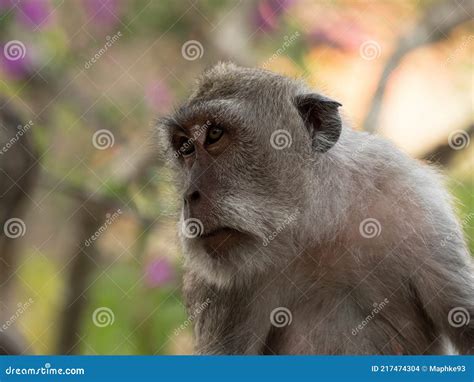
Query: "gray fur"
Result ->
[[157, 62, 474, 355]]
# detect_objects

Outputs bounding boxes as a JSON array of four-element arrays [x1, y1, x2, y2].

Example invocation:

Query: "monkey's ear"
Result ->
[[294, 94, 342, 153]]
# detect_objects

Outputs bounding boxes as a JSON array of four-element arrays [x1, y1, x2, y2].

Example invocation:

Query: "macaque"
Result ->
[[158, 63, 473, 354]]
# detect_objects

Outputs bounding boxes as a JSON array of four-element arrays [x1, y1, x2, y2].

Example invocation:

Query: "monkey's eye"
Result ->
[[206, 125, 224, 145], [178, 138, 195, 157]]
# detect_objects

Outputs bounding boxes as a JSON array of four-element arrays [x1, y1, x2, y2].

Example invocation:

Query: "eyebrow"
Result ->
[[163, 98, 246, 133], [158, 115, 181, 131]]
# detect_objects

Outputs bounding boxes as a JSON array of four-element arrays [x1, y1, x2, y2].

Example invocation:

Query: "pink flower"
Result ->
[[145, 258, 175, 288], [0, 43, 32, 80], [17, 0, 52, 28], [145, 81, 173, 113], [253, 0, 294, 32]]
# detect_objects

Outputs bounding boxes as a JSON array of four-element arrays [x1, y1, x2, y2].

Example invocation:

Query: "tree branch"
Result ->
[[363, 0, 472, 133], [421, 123, 473, 166]]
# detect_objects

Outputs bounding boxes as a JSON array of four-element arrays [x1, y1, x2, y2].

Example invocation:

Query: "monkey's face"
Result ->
[[166, 100, 299, 248], [158, 64, 342, 285]]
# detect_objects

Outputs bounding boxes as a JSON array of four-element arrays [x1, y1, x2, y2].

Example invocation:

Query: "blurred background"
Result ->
[[0, 0, 472, 355]]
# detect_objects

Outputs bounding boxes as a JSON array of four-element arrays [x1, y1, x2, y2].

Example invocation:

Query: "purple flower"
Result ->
[[17, 0, 52, 28], [0, 42, 32, 80], [145, 258, 175, 288], [253, 0, 294, 32], [84, 0, 121, 30]]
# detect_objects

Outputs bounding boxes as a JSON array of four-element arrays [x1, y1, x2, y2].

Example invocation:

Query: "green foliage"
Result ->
[[80, 263, 186, 355], [450, 181, 474, 254]]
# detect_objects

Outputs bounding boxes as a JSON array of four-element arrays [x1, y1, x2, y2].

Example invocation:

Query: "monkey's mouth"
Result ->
[[198, 227, 247, 255], [200, 227, 236, 239]]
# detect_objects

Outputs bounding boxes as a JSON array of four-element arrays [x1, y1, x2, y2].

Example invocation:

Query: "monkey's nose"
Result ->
[[184, 189, 201, 206]]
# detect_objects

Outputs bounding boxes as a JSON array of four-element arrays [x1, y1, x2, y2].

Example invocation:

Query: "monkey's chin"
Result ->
[[183, 230, 278, 287], [198, 227, 248, 257], [183, 230, 302, 288]]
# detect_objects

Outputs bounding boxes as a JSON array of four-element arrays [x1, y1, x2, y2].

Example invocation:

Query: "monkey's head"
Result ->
[[158, 63, 343, 286]]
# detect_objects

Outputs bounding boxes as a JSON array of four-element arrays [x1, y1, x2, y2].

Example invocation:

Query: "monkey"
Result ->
[[157, 62, 474, 355]]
